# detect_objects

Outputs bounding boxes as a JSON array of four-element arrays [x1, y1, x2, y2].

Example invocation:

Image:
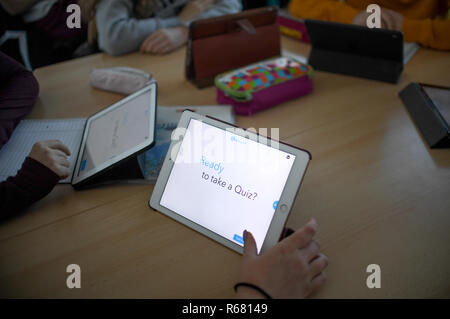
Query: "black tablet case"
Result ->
[[305, 19, 404, 83], [399, 83, 450, 148], [72, 156, 145, 190]]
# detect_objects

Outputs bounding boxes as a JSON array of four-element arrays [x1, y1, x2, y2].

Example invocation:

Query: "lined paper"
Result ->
[[0, 118, 86, 184]]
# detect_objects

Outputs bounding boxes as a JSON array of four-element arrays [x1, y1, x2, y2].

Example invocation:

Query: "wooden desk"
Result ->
[[0, 37, 449, 298]]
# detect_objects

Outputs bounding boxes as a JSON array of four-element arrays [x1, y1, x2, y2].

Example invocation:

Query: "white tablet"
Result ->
[[149, 110, 311, 254], [72, 83, 157, 188]]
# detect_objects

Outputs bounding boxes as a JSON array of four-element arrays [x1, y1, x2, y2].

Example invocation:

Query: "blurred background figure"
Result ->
[[78, 0, 242, 56], [289, 0, 450, 50], [0, 0, 87, 68]]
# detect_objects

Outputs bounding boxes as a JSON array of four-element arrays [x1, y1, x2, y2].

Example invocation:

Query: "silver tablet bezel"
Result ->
[[72, 83, 157, 186], [149, 110, 311, 254]]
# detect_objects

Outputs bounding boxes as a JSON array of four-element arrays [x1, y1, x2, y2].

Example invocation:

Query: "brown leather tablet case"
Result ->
[[185, 6, 281, 88]]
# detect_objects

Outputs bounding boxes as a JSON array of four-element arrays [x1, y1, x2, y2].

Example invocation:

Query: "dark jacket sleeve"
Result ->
[[0, 52, 58, 218], [0, 52, 39, 149], [0, 157, 60, 218]]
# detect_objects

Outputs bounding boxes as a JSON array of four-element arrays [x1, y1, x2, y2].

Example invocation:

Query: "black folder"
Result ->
[[305, 19, 404, 83]]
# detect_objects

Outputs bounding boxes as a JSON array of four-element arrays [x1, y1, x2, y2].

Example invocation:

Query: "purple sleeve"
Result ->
[[0, 52, 39, 149], [0, 157, 60, 219], [0, 53, 54, 219]]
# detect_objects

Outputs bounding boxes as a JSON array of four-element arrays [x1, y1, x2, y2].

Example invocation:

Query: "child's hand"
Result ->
[[28, 140, 71, 179], [236, 219, 328, 299], [179, 0, 215, 24], [352, 7, 403, 31], [140, 26, 189, 55]]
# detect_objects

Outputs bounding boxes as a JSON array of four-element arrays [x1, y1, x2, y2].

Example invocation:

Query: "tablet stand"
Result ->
[[73, 155, 144, 190], [305, 19, 404, 84], [399, 83, 450, 148], [308, 48, 403, 84]]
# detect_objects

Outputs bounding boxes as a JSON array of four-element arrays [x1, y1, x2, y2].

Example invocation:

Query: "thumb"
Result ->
[[243, 230, 257, 258]]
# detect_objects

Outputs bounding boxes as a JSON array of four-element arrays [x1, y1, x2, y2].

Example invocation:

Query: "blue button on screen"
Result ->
[[233, 234, 244, 245], [273, 200, 279, 210], [81, 159, 86, 171]]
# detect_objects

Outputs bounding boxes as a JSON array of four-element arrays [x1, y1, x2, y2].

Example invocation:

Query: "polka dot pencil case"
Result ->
[[215, 57, 313, 116]]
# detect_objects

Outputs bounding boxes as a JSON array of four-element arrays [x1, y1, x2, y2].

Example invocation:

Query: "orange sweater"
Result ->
[[289, 0, 450, 50]]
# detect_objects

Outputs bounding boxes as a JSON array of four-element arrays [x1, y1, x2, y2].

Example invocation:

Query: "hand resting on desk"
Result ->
[[140, 0, 215, 55], [140, 26, 189, 55]]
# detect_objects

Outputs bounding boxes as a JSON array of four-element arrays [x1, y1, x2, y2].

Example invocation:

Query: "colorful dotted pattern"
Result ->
[[221, 60, 310, 92]]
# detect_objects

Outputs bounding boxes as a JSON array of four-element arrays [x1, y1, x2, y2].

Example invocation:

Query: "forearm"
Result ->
[[96, 0, 181, 55], [288, 0, 359, 24], [192, 0, 242, 22], [0, 157, 59, 219]]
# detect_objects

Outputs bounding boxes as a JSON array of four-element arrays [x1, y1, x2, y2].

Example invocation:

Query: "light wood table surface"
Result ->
[[0, 37, 449, 298]]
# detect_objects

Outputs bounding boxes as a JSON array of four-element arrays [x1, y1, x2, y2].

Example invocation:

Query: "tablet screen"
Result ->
[[160, 118, 296, 252], [76, 88, 154, 179]]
